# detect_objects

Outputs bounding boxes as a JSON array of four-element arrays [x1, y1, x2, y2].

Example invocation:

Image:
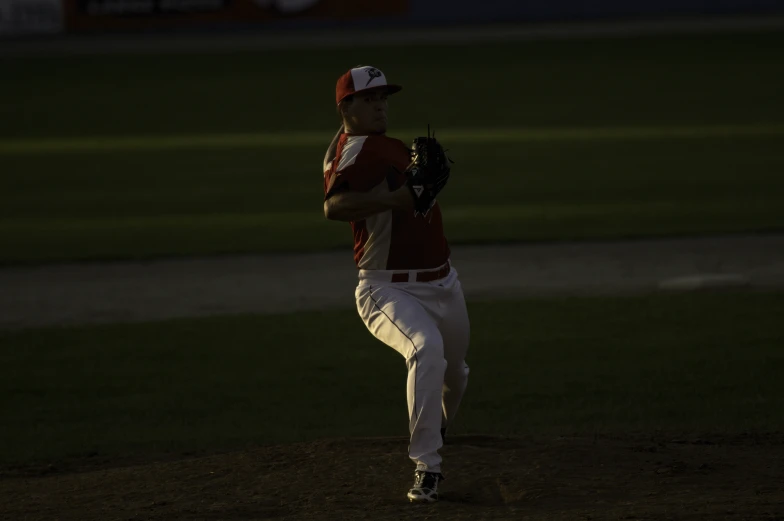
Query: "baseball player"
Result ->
[[322, 65, 471, 503]]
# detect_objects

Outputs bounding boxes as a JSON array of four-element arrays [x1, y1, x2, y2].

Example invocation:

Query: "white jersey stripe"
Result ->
[[359, 209, 394, 270], [337, 135, 368, 172]]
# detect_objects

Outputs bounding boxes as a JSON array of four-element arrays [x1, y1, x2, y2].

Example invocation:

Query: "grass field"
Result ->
[[1, 31, 783, 263], [2, 29, 784, 519], [3, 33, 784, 137], [2, 291, 783, 468]]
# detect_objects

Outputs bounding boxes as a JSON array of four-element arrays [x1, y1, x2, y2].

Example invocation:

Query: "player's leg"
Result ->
[[355, 282, 447, 473], [436, 269, 471, 437]]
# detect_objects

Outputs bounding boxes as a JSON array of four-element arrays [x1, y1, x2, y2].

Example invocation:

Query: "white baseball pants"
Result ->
[[355, 263, 470, 473]]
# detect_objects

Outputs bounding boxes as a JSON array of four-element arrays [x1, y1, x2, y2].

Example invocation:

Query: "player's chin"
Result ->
[[373, 120, 388, 134]]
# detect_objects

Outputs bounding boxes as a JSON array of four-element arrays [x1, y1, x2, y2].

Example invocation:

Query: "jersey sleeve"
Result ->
[[324, 138, 390, 199]]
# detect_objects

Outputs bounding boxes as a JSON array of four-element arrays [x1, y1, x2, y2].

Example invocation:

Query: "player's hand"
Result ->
[[405, 128, 453, 216]]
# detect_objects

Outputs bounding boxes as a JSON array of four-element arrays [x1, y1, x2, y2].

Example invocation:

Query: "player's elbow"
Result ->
[[324, 195, 355, 222], [323, 197, 341, 221]]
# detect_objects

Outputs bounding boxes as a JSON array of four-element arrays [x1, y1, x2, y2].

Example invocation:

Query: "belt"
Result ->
[[390, 262, 450, 283]]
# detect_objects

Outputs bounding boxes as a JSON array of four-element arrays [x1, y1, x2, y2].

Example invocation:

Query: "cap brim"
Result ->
[[352, 84, 403, 98], [384, 84, 403, 95]]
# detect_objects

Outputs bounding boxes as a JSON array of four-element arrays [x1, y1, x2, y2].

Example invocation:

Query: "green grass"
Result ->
[[1, 135, 783, 262], [3, 33, 784, 138], [2, 124, 783, 154], [1, 292, 783, 466], [1, 32, 783, 262]]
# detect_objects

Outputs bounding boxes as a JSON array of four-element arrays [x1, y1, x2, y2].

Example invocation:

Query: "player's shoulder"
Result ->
[[365, 135, 411, 162], [339, 133, 370, 155], [333, 134, 368, 170], [336, 134, 408, 172], [372, 134, 409, 151], [340, 133, 406, 149]]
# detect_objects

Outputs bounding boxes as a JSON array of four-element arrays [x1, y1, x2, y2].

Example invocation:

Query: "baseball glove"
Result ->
[[405, 126, 454, 216]]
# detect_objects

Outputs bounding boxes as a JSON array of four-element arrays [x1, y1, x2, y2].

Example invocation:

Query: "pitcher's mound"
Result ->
[[2, 433, 783, 520]]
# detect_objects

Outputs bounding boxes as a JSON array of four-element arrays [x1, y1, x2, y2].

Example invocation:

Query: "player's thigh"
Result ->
[[356, 282, 443, 360], [439, 279, 471, 364]]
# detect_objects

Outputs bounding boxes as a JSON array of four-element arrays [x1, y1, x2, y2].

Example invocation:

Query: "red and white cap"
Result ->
[[335, 65, 403, 105]]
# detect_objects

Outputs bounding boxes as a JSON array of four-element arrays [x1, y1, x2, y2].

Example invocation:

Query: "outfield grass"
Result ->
[[1, 135, 783, 262], [1, 292, 783, 466], [1, 32, 783, 262], [3, 33, 784, 138]]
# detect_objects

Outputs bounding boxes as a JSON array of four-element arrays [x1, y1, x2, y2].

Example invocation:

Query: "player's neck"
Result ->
[[345, 130, 386, 137], [343, 121, 385, 137]]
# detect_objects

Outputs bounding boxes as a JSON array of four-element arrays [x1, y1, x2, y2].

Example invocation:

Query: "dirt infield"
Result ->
[[2, 233, 783, 330], [1, 434, 782, 520]]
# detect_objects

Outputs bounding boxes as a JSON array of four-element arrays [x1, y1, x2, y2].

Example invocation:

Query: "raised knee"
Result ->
[[444, 360, 469, 388]]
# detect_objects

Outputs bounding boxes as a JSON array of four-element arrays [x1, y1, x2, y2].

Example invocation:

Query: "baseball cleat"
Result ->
[[407, 470, 444, 503]]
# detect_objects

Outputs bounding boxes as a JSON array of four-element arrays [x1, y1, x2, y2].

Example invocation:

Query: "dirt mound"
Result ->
[[1, 434, 782, 520]]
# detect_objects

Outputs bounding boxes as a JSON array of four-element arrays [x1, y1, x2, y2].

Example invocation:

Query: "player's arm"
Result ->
[[324, 180, 413, 222], [323, 124, 344, 172]]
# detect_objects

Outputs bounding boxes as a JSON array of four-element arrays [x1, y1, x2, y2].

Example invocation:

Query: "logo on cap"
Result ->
[[364, 67, 383, 87]]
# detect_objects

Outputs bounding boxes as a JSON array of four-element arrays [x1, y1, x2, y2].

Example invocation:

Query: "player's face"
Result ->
[[345, 89, 389, 134]]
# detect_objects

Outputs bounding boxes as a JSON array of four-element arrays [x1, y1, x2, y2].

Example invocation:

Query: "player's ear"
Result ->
[[338, 102, 346, 117], [338, 97, 353, 118]]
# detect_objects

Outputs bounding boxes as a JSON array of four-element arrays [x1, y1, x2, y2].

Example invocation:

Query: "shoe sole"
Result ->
[[407, 493, 438, 503]]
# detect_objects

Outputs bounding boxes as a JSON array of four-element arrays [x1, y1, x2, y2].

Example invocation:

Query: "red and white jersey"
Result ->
[[324, 133, 450, 270]]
